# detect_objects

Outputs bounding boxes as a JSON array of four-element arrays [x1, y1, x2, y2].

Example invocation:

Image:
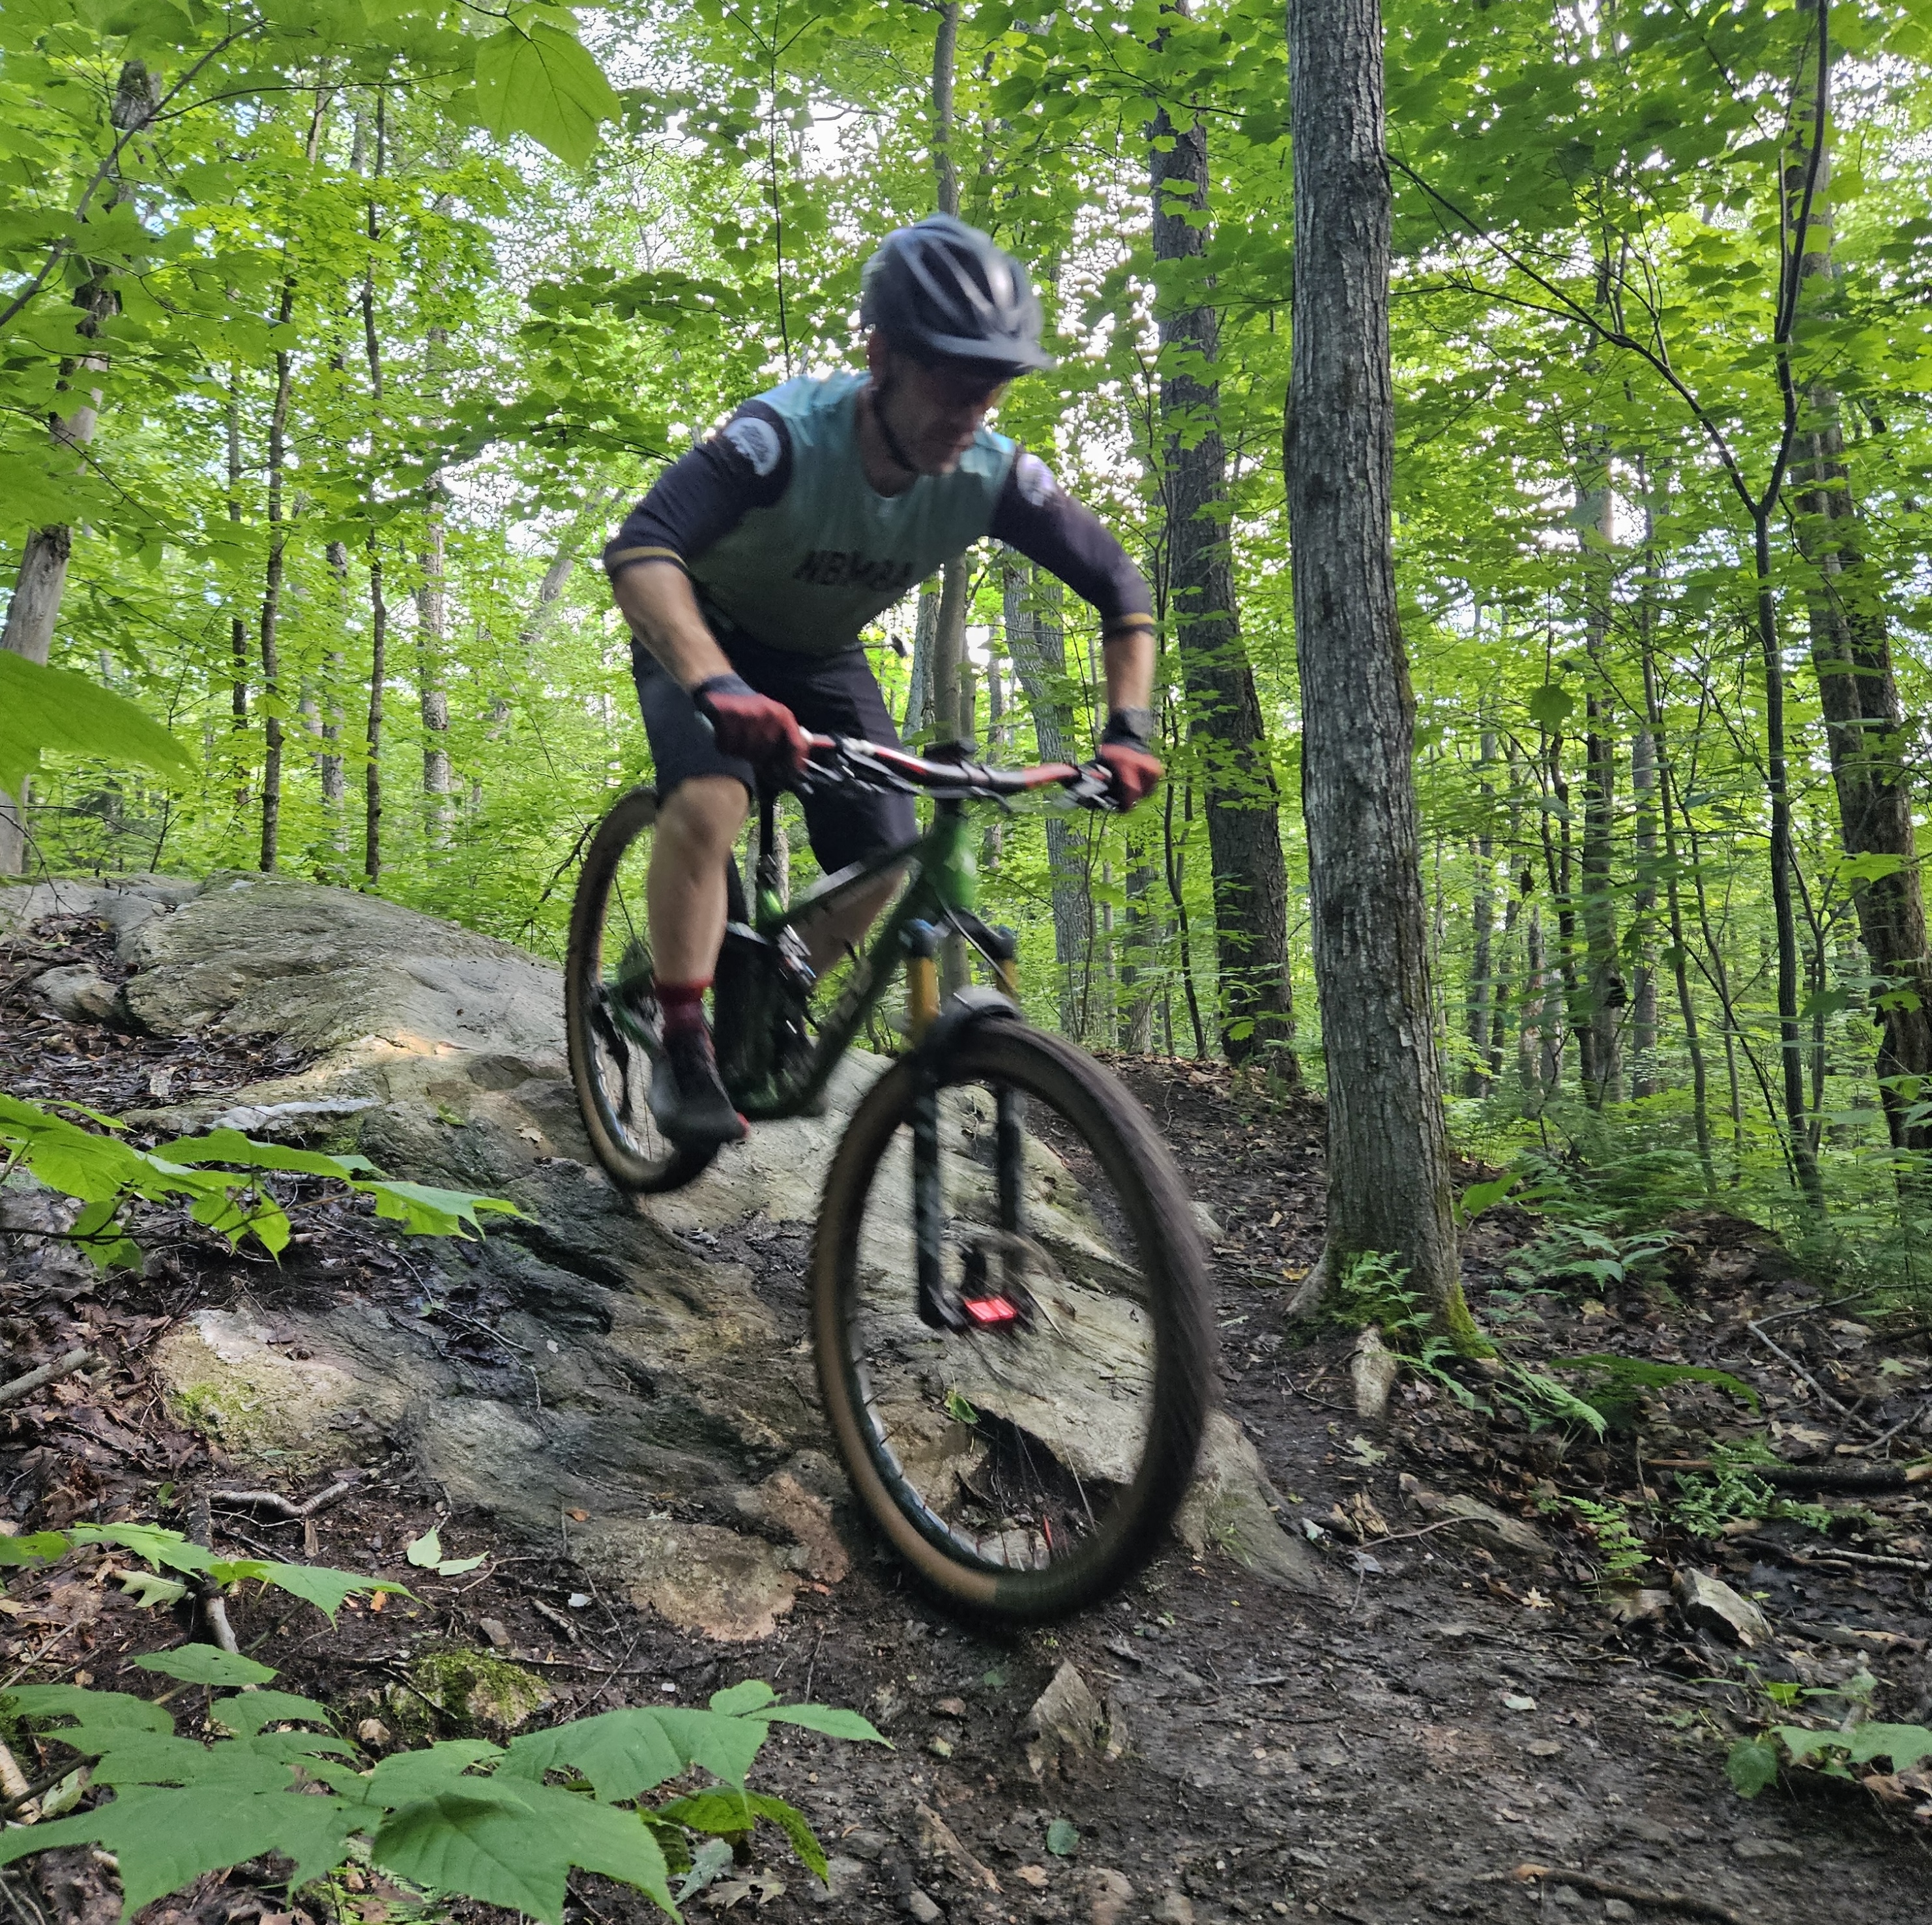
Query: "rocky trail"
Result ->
[[0, 874, 1928, 1925]]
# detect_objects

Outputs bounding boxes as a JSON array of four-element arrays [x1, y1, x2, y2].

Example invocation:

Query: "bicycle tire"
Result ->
[[565, 787, 720, 1194], [812, 1021, 1213, 1621]]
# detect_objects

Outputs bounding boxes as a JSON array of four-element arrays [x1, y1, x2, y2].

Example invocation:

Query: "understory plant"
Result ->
[[0, 1095, 520, 1265], [1728, 1668, 1932, 1814], [0, 1643, 880, 1921]]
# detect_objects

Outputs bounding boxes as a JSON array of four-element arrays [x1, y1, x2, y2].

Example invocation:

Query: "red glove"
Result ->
[[692, 673, 808, 777], [1097, 710, 1163, 810]]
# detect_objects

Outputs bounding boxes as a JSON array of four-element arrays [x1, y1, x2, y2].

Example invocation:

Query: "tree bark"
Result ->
[[257, 276, 295, 872], [1004, 557, 1090, 1033], [1463, 727, 1497, 1096], [1285, 0, 1469, 1336], [1151, 10, 1296, 1072], [1577, 439, 1623, 1105], [0, 62, 157, 874], [416, 476, 453, 846]]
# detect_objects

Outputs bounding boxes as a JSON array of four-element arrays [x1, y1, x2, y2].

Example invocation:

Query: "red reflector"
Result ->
[[961, 1295, 1019, 1326]]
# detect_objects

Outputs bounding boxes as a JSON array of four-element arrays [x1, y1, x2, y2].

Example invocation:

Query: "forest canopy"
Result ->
[[9, 0, 1932, 1265]]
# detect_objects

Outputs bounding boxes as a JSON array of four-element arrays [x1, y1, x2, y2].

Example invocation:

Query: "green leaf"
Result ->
[[502, 1708, 683, 1803], [5, 1686, 173, 1735], [472, 20, 621, 169], [72, 1522, 214, 1576], [406, 1528, 445, 1568], [1046, 1817, 1079, 1856], [256, 1563, 412, 1621], [153, 1130, 374, 1180], [651, 1706, 772, 1789], [133, 1645, 276, 1688], [759, 1704, 888, 1744], [359, 1179, 523, 1240], [1527, 683, 1575, 731], [1844, 1722, 1932, 1771], [209, 1692, 338, 1737], [362, 1740, 507, 1809], [746, 1792, 828, 1881], [709, 1681, 778, 1716], [116, 1571, 187, 1610], [0, 653, 194, 796], [372, 1791, 570, 1923], [0, 1531, 72, 1568], [1454, 1175, 1518, 1226]]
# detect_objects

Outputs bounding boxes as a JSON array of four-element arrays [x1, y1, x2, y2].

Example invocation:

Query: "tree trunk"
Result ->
[[1285, 0, 1469, 1336], [257, 277, 296, 872], [0, 63, 156, 872], [1152, 11, 1296, 1072], [416, 477, 453, 846], [903, 582, 938, 739], [1463, 728, 1497, 1096], [320, 540, 350, 864], [1630, 722, 1660, 1093], [360, 88, 388, 887], [1785, 5, 1932, 1169], [1004, 557, 1090, 1033], [1577, 439, 1623, 1105]]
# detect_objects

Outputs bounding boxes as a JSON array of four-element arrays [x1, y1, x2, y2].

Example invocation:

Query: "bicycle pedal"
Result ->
[[959, 1294, 1021, 1328]]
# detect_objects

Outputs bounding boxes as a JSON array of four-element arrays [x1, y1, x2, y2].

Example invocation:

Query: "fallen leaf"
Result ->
[[1502, 1694, 1537, 1712]]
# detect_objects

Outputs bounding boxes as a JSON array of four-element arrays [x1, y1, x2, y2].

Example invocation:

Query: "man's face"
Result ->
[[870, 336, 1010, 475]]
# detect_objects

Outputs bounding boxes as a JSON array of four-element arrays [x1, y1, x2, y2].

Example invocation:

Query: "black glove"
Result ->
[[692, 673, 808, 776], [1097, 707, 1162, 810]]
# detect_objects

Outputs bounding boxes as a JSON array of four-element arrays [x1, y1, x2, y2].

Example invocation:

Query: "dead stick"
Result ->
[[0, 1350, 95, 1409], [1746, 1321, 1879, 1436], [1513, 1864, 1745, 1925], [209, 1477, 357, 1523], [186, 1493, 241, 1656], [1647, 1458, 1931, 1492]]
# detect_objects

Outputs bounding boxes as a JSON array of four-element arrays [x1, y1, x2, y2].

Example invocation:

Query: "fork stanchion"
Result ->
[[904, 918, 941, 1042]]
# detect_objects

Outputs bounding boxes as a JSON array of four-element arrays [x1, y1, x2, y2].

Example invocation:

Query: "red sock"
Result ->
[[655, 978, 710, 1038]]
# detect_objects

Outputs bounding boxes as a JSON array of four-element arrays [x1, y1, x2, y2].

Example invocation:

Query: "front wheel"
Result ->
[[812, 1022, 1213, 1622], [565, 787, 720, 1194]]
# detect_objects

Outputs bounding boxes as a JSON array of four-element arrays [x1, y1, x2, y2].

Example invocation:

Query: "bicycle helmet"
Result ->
[[860, 214, 1052, 375]]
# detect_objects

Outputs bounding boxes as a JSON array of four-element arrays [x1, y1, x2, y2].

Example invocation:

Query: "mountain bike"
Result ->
[[564, 732, 1212, 1622]]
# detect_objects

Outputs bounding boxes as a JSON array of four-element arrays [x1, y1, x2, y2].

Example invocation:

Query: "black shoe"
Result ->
[[649, 1027, 749, 1148]]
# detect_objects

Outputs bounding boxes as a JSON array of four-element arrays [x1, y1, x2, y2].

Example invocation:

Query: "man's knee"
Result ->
[[658, 776, 750, 857]]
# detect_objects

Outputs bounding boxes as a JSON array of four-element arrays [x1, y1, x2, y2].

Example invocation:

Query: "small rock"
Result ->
[[809, 1855, 867, 1906], [1022, 1660, 1122, 1779], [904, 1890, 943, 1924], [1731, 1838, 1802, 1861], [478, 1617, 513, 1650], [1397, 1474, 1554, 1566], [1551, 1887, 1583, 1910], [1603, 1903, 1636, 1921], [1615, 1816, 1673, 1845], [847, 1829, 890, 1862], [1675, 1568, 1772, 1647], [1016, 1865, 1049, 1890], [928, 1735, 954, 1759], [355, 1718, 391, 1745], [1088, 1867, 1132, 1925], [913, 1802, 999, 1892], [1152, 1895, 1194, 1925], [934, 1697, 967, 1718], [1527, 1740, 1562, 1757], [1603, 1586, 1672, 1627], [33, 964, 120, 1025], [1287, 1849, 1328, 1870], [1351, 1325, 1399, 1420]]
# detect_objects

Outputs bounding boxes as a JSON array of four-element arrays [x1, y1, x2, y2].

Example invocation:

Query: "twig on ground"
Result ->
[[0, 1350, 96, 1410], [1512, 1864, 1744, 1924], [186, 1492, 241, 1654], [1751, 1288, 1878, 1331], [209, 1476, 358, 1524], [1648, 1458, 1930, 1493], [1736, 1534, 1932, 1576], [0, 1628, 80, 1693], [1860, 1401, 1931, 1456], [1747, 1321, 1880, 1435]]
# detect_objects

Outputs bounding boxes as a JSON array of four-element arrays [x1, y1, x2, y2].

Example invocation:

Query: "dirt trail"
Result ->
[[1, 896, 1927, 1925]]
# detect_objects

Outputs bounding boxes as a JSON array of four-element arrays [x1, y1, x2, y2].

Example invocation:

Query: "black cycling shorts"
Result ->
[[631, 630, 918, 877]]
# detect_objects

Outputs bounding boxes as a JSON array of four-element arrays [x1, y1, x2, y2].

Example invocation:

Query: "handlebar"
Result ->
[[796, 732, 1116, 808]]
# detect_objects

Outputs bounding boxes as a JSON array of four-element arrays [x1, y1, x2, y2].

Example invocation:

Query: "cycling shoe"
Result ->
[[648, 1028, 749, 1147]]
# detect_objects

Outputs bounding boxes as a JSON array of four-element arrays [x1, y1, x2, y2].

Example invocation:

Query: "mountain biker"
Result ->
[[602, 213, 1164, 1150]]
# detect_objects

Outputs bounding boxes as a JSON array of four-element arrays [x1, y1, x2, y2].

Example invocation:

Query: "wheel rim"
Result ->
[[579, 816, 684, 1177], [838, 1059, 1165, 1584]]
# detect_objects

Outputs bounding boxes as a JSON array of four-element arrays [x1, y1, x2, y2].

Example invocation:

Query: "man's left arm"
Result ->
[[990, 452, 1162, 806]]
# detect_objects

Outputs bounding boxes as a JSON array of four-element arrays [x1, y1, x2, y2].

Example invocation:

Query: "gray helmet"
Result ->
[[860, 214, 1052, 375]]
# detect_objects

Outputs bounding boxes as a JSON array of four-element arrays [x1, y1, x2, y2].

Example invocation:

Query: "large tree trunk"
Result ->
[[1463, 727, 1497, 1096], [1150, 12, 1296, 1073], [258, 278, 295, 872], [360, 89, 388, 887], [1004, 557, 1090, 1034], [0, 62, 157, 874], [1577, 440, 1623, 1105], [416, 477, 454, 847], [1786, 2, 1932, 1168], [1285, 0, 1469, 1336]]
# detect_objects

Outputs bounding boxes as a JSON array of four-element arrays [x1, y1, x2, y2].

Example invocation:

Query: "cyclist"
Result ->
[[603, 213, 1163, 1149]]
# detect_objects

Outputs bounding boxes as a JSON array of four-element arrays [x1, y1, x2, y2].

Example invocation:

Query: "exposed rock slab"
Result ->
[[13, 873, 1291, 1636]]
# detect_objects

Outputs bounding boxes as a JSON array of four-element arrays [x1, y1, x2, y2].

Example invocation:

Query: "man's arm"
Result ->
[[990, 452, 1162, 803], [604, 403, 792, 689]]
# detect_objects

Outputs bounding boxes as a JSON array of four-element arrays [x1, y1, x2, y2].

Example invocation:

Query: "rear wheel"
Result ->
[[565, 787, 720, 1193], [812, 1021, 1212, 1621]]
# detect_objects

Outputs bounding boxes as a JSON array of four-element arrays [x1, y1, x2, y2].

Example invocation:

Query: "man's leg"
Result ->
[[647, 775, 750, 983]]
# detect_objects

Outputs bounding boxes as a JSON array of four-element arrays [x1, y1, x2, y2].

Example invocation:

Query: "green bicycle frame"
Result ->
[[730, 794, 1011, 1123]]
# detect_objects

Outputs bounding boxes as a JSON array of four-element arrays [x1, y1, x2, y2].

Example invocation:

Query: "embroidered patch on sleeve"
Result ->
[[1014, 450, 1059, 507], [723, 415, 783, 477]]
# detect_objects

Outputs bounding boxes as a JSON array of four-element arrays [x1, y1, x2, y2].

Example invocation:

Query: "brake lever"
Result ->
[[1065, 763, 1117, 811]]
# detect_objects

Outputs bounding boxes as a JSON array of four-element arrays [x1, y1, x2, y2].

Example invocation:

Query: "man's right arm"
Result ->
[[604, 403, 792, 690]]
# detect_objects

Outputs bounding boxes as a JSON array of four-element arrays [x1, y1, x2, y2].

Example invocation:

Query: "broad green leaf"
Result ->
[[709, 1681, 778, 1716], [359, 1179, 523, 1239], [502, 1707, 683, 1802], [0, 1531, 72, 1567], [1843, 1723, 1932, 1771], [1526, 683, 1575, 731], [71, 1523, 213, 1577], [746, 1791, 828, 1881], [759, 1704, 888, 1744], [364, 1740, 507, 1808], [134, 1645, 276, 1688], [472, 20, 621, 169], [209, 1692, 338, 1737], [256, 1563, 412, 1621], [1046, 1817, 1079, 1856], [1727, 1739, 1779, 1797], [116, 1571, 187, 1610], [153, 1130, 374, 1180], [406, 1527, 445, 1568], [372, 1791, 570, 1923], [651, 1706, 772, 1788], [5, 1687, 174, 1735], [654, 1787, 754, 1836], [0, 653, 194, 796]]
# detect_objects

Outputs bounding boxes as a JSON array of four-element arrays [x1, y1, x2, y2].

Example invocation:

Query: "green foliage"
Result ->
[[0, 1095, 521, 1269], [1536, 1492, 1650, 1583], [0, 1520, 405, 1624], [0, 654, 193, 798], [1729, 1720, 1932, 1799], [403, 1529, 488, 1577], [1668, 1450, 1836, 1541], [1558, 1353, 1761, 1426], [0, 1651, 883, 1922], [1333, 1253, 1484, 1405]]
